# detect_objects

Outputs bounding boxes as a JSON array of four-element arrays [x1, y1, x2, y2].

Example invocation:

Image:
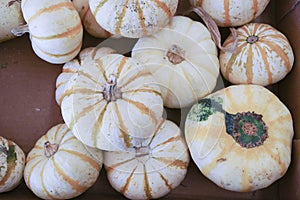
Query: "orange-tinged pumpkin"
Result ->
[[0, 136, 25, 193], [104, 119, 190, 200], [89, 0, 179, 38], [189, 0, 270, 27], [14, 0, 83, 64], [185, 84, 294, 192], [24, 124, 103, 199], [220, 23, 294, 86]]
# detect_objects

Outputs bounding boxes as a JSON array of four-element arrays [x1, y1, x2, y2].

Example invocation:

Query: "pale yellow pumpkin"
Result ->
[[24, 124, 103, 199], [72, 0, 112, 38], [13, 0, 83, 64], [220, 23, 294, 86], [0, 136, 25, 193], [89, 0, 179, 38], [55, 46, 116, 106], [61, 54, 164, 151], [132, 16, 219, 108], [189, 0, 270, 27], [185, 84, 294, 192], [0, 0, 25, 43], [104, 119, 190, 200]]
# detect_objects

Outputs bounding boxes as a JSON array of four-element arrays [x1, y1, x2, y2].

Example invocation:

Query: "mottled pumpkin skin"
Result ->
[[21, 0, 83, 64], [55, 47, 116, 106], [190, 0, 270, 27], [0, 0, 25, 43], [132, 16, 219, 108], [220, 23, 294, 86], [104, 119, 190, 200], [24, 124, 103, 199], [61, 54, 163, 152], [0, 136, 25, 193], [89, 0, 178, 38], [185, 85, 294, 192]]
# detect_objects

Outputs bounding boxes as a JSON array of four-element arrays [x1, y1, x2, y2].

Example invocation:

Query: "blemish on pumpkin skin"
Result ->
[[216, 158, 227, 163]]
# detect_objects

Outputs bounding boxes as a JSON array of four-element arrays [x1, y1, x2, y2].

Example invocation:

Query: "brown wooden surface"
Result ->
[[0, 0, 299, 199]]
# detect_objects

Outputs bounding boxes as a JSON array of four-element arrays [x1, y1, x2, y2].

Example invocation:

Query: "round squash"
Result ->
[[14, 0, 83, 64], [185, 84, 294, 192], [61, 53, 164, 151], [0, 0, 25, 43], [104, 119, 190, 200], [72, 0, 112, 38], [220, 23, 294, 86], [189, 0, 270, 27], [0, 136, 25, 193], [132, 16, 219, 108], [89, 0, 179, 38], [24, 123, 103, 199], [55, 46, 116, 106]]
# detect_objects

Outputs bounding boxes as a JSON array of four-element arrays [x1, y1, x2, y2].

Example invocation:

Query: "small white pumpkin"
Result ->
[[61, 53, 164, 151], [55, 46, 116, 106], [132, 16, 220, 108], [13, 0, 83, 64], [89, 0, 179, 38], [0, 0, 25, 43], [24, 124, 103, 199], [0, 136, 25, 193], [189, 0, 270, 27], [104, 119, 190, 200]]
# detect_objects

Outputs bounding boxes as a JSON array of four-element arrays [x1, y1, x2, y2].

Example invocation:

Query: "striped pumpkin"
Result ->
[[72, 0, 112, 38], [189, 0, 270, 27], [23, 124, 103, 199], [220, 23, 294, 86], [61, 54, 164, 151], [55, 46, 116, 106], [185, 84, 294, 192], [89, 0, 179, 38], [104, 119, 190, 200], [18, 0, 83, 64], [132, 16, 219, 108], [0, 136, 25, 193], [0, 0, 25, 43]]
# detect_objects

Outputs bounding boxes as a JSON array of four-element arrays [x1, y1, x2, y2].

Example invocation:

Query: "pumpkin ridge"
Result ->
[[59, 135, 77, 145], [256, 44, 272, 83], [40, 161, 55, 199], [245, 43, 254, 83], [52, 156, 89, 193], [114, 0, 129, 35], [153, 0, 173, 18], [152, 135, 181, 150], [79, 70, 104, 86], [158, 172, 173, 191], [143, 164, 152, 199], [114, 102, 132, 148], [105, 157, 136, 174], [91, 103, 108, 147], [92, 0, 110, 17], [26, 154, 43, 164], [116, 56, 129, 78], [60, 88, 102, 106], [95, 58, 107, 81], [262, 145, 287, 176], [153, 157, 189, 169], [179, 66, 198, 102], [119, 70, 152, 88], [136, 0, 147, 35], [53, 124, 64, 144], [147, 119, 166, 146], [119, 164, 138, 195], [26, 159, 43, 190], [123, 88, 161, 97]]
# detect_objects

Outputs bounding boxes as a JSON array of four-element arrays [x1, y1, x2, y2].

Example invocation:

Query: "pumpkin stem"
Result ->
[[11, 24, 29, 37], [246, 35, 259, 44], [167, 45, 185, 64], [44, 141, 59, 158], [103, 74, 122, 102], [134, 146, 151, 164]]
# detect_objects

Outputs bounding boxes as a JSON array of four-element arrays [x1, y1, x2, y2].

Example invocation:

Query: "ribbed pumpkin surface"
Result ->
[[189, 0, 270, 27], [89, 0, 178, 38], [21, 0, 83, 64], [132, 16, 219, 108], [220, 23, 294, 86], [104, 119, 190, 200], [61, 54, 163, 151], [185, 84, 294, 192], [0, 136, 25, 193], [23, 124, 103, 199]]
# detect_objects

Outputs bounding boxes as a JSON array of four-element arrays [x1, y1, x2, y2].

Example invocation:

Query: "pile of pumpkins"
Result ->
[[0, 0, 295, 199]]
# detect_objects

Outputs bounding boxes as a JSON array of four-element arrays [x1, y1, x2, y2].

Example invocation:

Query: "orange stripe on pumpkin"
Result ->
[[143, 164, 152, 199], [115, 0, 129, 35], [105, 157, 136, 173], [93, 0, 110, 16], [256, 44, 273, 84], [245, 44, 254, 83], [119, 165, 137, 195], [153, 0, 173, 18], [91, 103, 108, 147], [25, 159, 43, 190], [116, 56, 128, 78], [40, 161, 56, 199], [154, 157, 189, 169], [136, 0, 147, 35], [252, 0, 258, 19], [223, 0, 231, 26]]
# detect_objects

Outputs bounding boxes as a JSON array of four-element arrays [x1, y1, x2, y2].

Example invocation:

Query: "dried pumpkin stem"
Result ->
[[167, 44, 185, 64], [135, 146, 151, 158], [44, 141, 59, 158], [11, 24, 29, 37], [247, 35, 259, 44], [103, 74, 122, 102]]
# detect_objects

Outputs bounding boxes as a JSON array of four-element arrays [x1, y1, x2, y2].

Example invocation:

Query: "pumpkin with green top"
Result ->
[[185, 84, 294, 192], [0, 136, 25, 193]]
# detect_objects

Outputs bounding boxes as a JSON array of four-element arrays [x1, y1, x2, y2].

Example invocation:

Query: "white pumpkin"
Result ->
[[0, 136, 25, 193], [104, 119, 190, 200], [0, 0, 25, 43], [132, 16, 220, 108], [61, 53, 164, 151], [13, 0, 83, 64], [89, 0, 179, 38], [55, 46, 116, 106], [24, 124, 103, 199]]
